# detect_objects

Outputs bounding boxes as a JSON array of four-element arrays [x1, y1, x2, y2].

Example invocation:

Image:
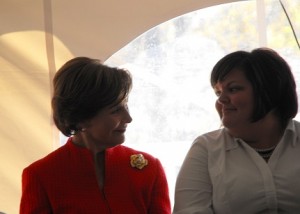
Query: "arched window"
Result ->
[[105, 0, 300, 206]]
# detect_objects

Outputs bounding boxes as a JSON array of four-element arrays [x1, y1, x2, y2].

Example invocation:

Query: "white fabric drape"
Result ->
[[0, 0, 241, 213]]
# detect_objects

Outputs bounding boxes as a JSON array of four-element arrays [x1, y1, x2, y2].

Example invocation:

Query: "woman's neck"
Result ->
[[71, 134, 106, 156], [229, 113, 284, 149]]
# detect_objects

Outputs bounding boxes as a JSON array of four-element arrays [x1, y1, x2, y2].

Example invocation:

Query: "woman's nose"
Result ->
[[127, 114, 133, 123], [124, 109, 133, 123], [217, 92, 229, 104]]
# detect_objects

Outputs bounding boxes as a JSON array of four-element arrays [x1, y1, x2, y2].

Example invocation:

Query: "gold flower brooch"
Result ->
[[130, 154, 148, 169]]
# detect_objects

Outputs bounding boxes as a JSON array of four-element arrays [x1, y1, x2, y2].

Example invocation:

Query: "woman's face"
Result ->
[[213, 69, 254, 130], [79, 99, 132, 152]]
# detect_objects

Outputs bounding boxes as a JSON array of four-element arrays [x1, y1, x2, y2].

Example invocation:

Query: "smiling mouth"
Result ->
[[115, 129, 126, 133], [222, 108, 236, 113]]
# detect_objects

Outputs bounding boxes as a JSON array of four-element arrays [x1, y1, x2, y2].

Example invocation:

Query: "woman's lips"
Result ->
[[114, 128, 126, 133], [222, 107, 236, 113]]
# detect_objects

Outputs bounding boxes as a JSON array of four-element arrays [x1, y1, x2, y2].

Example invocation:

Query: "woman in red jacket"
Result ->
[[20, 57, 171, 214]]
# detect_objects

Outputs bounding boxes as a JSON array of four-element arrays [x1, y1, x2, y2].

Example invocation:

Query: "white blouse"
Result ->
[[173, 120, 300, 214]]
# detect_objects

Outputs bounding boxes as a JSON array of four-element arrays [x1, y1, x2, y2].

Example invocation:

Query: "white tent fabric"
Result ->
[[0, 0, 250, 213]]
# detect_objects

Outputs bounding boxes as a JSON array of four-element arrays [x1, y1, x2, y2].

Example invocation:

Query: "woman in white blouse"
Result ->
[[173, 48, 300, 214]]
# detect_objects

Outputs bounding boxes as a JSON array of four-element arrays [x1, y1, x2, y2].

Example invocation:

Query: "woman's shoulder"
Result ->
[[291, 119, 300, 128], [189, 128, 236, 153], [23, 142, 71, 173], [193, 128, 227, 144]]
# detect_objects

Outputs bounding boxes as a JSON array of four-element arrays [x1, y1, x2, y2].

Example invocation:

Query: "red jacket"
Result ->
[[20, 138, 171, 213]]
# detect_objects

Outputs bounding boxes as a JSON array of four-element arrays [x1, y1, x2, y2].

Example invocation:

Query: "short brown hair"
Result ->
[[211, 48, 297, 127], [52, 57, 132, 136]]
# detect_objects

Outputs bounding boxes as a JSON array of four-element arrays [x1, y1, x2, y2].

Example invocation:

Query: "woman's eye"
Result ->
[[111, 104, 129, 114], [111, 107, 122, 114], [229, 87, 240, 92]]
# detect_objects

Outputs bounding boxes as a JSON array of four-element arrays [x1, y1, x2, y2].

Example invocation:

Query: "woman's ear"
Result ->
[[77, 121, 89, 132]]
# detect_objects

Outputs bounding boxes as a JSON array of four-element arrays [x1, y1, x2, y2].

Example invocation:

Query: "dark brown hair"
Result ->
[[211, 48, 298, 127], [52, 57, 132, 136]]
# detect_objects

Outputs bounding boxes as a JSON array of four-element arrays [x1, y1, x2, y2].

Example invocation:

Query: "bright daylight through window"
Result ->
[[62, 0, 300, 206]]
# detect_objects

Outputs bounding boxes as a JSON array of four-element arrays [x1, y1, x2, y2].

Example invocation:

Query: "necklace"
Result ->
[[253, 145, 277, 152], [253, 145, 277, 160]]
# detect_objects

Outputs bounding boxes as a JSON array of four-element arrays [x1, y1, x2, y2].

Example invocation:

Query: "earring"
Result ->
[[81, 128, 86, 132], [70, 130, 76, 135]]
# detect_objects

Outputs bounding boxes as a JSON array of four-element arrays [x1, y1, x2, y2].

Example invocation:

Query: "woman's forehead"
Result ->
[[217, 69, 246, 82]]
